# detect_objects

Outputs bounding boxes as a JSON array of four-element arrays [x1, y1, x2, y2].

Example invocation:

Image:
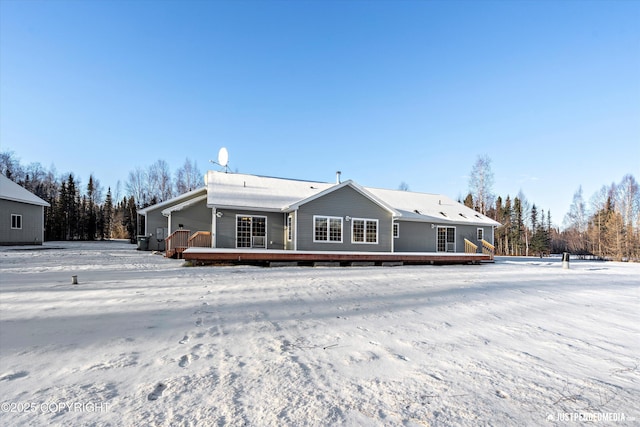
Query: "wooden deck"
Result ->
[[182, 248, 493, 266]]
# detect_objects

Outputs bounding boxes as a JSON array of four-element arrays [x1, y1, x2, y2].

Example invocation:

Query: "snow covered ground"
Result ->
[[1, 241, 638, 426]]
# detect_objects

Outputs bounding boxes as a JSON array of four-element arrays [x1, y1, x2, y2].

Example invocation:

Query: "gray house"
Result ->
[[0, 174, 50, 245], [139, 171, 500, 260]]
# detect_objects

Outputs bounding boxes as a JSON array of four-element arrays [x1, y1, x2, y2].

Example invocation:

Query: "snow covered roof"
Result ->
[[367, 187, 501, 226], [206, 171, 334, 212], [206, 171, 500, 226], [0, 174, 50, 207]]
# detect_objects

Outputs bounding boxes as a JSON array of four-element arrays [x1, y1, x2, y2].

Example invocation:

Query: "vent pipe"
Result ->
[[336, 171, 342, 184]]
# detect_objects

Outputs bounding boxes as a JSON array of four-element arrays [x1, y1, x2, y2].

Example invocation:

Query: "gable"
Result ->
[[285, 180, 397, 216], [296, 184, 394, 219]]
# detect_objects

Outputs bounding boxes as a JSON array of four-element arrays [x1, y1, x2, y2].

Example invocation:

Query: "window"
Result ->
[[236, 216, 267, 248], [11, 214, 22, 230], [477, 228, 484, 241], [287, 215, 292, 241], [314, 216, 342, 243], [437, 226, 456, 252], [393, 222, 399, 238], [352, 218, 378, 244]]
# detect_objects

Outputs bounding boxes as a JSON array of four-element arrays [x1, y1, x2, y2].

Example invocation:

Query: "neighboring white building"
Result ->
[[0, 174, 50, 245]]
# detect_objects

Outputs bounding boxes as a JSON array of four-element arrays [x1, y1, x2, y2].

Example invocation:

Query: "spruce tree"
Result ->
[[102, 188, 113, 239]]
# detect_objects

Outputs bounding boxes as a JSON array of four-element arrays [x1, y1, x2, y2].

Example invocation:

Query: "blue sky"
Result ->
[[1, 0, 638, 225]]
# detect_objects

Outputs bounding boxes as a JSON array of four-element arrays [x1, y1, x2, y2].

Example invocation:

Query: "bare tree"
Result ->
[[468, 155, 495, 215], [517, 190, 531, 256], [563, 186, 588, 233], [126, 167, 147, 207], [563, 186, 589, 253], [148, 159, 173, 202], [616, 174, 639, 229], [175, 158, 203, 194], [0, 150, 24, 181]]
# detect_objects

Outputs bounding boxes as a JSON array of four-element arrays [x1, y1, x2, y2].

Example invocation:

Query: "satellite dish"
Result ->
[[217, 147, 229, 167]]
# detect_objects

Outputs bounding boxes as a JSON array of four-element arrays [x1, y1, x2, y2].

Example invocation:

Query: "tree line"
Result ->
[[465, 155, 639, 261], [3, 150, 639, 261], [1, 151, 201, 243]]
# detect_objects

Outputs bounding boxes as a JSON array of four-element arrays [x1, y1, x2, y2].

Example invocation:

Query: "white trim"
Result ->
[[313, 215, 343, 243], [11, 214, 22, 230], [293, 211, 298, 251], [138, 186, 206, 215], [161, 194, 208, 216], [351, 218, 379, 244], [212, 208, 217, 248], [235, 214, 268, 249], [436, 225, 456, 253], [477, 227, 484, 241]]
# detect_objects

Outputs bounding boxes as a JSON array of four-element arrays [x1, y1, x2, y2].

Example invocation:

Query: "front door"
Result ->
[[236, 216, 267, 248]]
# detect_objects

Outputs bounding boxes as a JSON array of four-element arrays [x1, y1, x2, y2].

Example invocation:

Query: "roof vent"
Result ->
[[336, 171, 342, 184], [414, 209, 421, 214], [440, 212, 447, 217]]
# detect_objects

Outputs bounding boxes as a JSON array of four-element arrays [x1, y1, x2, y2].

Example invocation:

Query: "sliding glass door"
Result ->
[[236, 216, 267, 248]]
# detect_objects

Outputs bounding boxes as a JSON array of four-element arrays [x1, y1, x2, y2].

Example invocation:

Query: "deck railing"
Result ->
[[481, 239, 495, 260], [165, 229, 190, 258], [464, 238, 478, 254], [188, 231, 212, 248]]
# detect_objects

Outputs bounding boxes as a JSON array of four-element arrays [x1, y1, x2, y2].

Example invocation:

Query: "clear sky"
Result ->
[[1, 0, 639, 226]]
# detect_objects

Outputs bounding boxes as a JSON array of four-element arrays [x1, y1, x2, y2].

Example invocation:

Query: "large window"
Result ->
[[352, 218, 378, 244], [11, 214, 22, 230], [236, 215, 266, 248], [314, 216, 342, 243], [437, 226, 456, 252]]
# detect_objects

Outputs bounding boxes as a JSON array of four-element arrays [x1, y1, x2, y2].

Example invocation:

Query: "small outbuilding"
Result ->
[[0, 174, 50, 245]]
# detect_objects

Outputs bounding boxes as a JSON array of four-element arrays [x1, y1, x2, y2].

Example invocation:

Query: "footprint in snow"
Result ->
[[179, 355, 190, 368], [496, 390, 509, 399], [147, 383, 167, 401], [179, 335, 189, 344], [0, 371, 29, 381], [195, 318, 203, 327]]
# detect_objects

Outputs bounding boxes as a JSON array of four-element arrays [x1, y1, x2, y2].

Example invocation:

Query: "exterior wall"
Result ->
[[144, 209, 169, 251], [214, 209, 285, 249], [295, 186, 393, 252], [394, 221, 494, 253], [393, 220, 437, 252], [0, 199, 45, 245], [169, 200, 211, 237]]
